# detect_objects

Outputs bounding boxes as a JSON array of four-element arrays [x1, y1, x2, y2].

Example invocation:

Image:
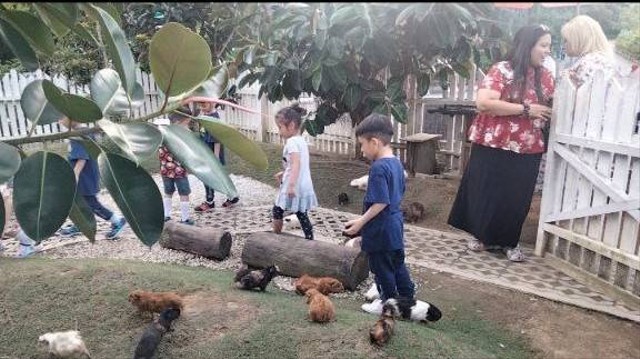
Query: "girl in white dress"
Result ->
[[272, 104, 318, 240]]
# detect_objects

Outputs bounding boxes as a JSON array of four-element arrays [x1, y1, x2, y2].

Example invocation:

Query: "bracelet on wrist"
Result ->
[[522, 103, 530, 118]]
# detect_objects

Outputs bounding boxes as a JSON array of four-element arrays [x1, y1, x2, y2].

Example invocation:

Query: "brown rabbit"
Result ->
[[305, 288, 336, 323]]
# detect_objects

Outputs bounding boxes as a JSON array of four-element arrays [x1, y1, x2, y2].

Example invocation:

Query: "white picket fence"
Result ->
[[536, 69, 640, 300], [0, 69, 362, 157], [224, 83, 356, 156], [0, 68, 167, 139], [0, 68, 476, 170]]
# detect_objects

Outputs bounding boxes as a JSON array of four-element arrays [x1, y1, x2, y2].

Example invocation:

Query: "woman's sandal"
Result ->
[[505, 247, 526, 262], [467, 239, 486, 252]]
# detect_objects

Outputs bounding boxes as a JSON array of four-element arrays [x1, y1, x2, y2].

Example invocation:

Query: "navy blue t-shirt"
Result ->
[[361, 156, 405, 253], [68, 139, 100, 196]]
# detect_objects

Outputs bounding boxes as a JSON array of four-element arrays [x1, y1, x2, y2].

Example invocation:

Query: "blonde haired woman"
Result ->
[[561, 15, 615, 86]]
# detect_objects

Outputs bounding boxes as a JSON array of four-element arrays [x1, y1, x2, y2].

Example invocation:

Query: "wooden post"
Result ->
[[403, 133, 441, 176], [241, 232, 370, 290], [260, 95, 269, 143], [160, 222, 232, 260]]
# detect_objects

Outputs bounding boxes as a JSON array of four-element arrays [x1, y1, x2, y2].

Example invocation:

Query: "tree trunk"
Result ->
[[160, 222, 232, 260], [351, 112, 365, 160], [241, 231, 369, 290]]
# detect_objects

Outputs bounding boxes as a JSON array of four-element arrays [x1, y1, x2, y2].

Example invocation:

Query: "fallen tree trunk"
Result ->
[[160, 222, 232, 260], [241, 231, 369, 290]]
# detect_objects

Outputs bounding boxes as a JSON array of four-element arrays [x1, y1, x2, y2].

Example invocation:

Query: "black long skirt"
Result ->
[[447, 143, 542, 248]]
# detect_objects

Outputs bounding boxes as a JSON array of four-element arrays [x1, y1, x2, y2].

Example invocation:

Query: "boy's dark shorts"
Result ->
[[162, 176, 191, 196]]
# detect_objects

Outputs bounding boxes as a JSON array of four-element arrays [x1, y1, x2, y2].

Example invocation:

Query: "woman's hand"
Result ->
[[529, 104, 552, 121], [275, 171, 283, 184]]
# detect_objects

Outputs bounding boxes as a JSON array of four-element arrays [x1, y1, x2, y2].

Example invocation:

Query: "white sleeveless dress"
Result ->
[[275, 136, 318, 212]]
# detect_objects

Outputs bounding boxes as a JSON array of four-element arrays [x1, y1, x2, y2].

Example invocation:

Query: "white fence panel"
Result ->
[[536, 69, 640, 301]]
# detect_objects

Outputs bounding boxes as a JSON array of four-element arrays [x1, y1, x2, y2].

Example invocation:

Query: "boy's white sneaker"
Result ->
[[364, 283, 380, 301], [361, 299, 384, 315]]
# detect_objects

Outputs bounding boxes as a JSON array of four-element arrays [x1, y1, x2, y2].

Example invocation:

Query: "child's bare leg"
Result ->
[[273, 219, 283, 233], [2, 193, 10, 236], [272, 205, 284, 234], [2, 186, 14, 238]]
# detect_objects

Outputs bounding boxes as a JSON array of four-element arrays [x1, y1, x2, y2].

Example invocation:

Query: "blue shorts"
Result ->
[[162, 176, 191, 196]]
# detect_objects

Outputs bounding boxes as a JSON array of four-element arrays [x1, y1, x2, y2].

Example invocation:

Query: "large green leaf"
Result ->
[[198, 116, 268, 170], [390, 102, 408, 124], [0, 10, 55, 55], [94, 3, 122, 26], [0, 17, 38, 71], [97, 120, 163, 165], [78, 137, 103, 161], [417, 73, 431, 97], [159, 125, 238, 198], [149, 22, 212, 97], [0, 195, 4, 240], [98, 153, 164, 247], [91, 5, 136, 97], [20, 80, 65, 126], [0, 142, 21, 184], [69, 194, 96, 243], [342, 84, 362, 112], [13, 151, 76, 243], [42, 80, 103, 123], [33, 4, 74, 37], [312, 67, 322, 92], [90, 68, 144, 117], [190, 64, 229, 98], [324, 65, 347, 90]]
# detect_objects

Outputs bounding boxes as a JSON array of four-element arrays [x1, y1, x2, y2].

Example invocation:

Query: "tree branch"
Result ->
[[2, 103, 181, 146]]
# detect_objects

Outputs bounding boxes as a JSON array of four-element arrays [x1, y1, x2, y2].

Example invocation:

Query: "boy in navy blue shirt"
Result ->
[[58, 117, 127, 240], [192, 101, 239, 212], [344, 113, 415, 315]]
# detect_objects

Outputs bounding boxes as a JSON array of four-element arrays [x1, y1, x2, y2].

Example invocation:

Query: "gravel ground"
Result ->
[[1, 173, 377, 299]]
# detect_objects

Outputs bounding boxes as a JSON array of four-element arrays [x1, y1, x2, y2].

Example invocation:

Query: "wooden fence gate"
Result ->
[[536, 69, 640, 302]]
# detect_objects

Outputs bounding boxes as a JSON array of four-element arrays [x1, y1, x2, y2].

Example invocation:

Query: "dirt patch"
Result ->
[[411, 267, 640, 359], [171, 292, 260, 346], [309, 151, 541, 247]]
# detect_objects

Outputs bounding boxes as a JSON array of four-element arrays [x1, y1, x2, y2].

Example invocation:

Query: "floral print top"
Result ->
[[468, 61, 555, 154], [159, 145, 187, 178], [566, 51, 616, 87]]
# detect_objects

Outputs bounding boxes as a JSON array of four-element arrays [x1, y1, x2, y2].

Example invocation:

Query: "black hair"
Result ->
[[505, 24, 551, 103], [169, 106, 193, 122], [355, 113, 394, 144], [275, 103, 307, 129]]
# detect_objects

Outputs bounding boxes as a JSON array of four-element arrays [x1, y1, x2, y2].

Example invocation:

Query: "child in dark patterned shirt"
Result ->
[[159, 107, 195, 225]]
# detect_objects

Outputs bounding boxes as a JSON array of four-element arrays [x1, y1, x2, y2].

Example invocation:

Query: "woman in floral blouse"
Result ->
[[561, 15, 615, 87], [448, 25, 554, 262]]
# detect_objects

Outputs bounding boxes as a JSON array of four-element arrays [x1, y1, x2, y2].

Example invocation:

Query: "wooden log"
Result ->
[[160, 222, 232, 260], [241, 231, 369, 290]]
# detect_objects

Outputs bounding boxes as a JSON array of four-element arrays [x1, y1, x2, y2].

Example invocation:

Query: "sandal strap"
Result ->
[[467, 239, 485, 251], [506, 248, 525, 261]]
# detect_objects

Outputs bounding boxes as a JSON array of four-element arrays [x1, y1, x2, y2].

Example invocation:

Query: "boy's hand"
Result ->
[[275, 171, 283, 184], [344, 218, 364, 236]]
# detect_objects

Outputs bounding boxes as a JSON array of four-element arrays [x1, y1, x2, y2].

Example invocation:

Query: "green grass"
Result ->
[[0, 259, 535, 359]]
